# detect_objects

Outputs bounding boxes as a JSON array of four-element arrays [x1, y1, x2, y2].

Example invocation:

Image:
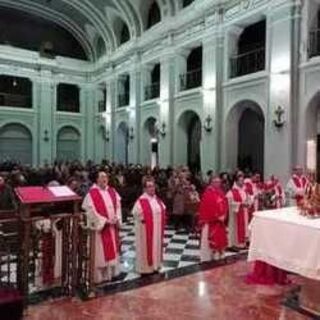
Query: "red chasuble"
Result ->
[[89, 187, 119, 262], [139, 198, 166, 267], [231, 188, 247, 245], [199, 187, 228, 251]]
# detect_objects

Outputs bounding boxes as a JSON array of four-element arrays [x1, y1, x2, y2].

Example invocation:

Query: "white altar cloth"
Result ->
[[248, 207, 320, 280]]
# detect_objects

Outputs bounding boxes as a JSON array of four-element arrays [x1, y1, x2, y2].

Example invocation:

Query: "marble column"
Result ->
[[201, 34, 222, 174], [128, 55, 141, 164], [105, 71, 116, 162], [159, 51, 176, 167], [37, 70, 55, 165], [265, 0, 301, 183], [81, 84, 95, 162]]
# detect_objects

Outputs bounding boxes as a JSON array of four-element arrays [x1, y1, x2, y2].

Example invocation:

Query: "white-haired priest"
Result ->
[[82, 170, 122, 283]]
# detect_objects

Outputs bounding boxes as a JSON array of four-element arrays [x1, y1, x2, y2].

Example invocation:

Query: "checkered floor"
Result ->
[[117, 217, 245, 283]]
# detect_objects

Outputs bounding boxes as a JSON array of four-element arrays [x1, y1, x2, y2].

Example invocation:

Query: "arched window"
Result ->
[[147, 2, 161, 29], [180, 46, 202, 90], [0, 75, 32, 108], [57, 126, 81, 161], [151, 63, 160, 84], [182, 0, 194, 8], [0, 123, 32, 164], [120, 23, 130, 45], [57, 84, 80, 113]]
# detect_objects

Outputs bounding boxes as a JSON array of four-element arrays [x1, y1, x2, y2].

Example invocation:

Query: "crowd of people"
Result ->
[[0, 159, 315, 285]]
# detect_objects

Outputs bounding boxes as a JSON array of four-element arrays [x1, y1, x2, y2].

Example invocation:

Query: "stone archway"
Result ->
[[176, 110, 202, 172], [115, 122, 129, 165], [225, 100, 265, 174], [56, 126, 81, 161], [0, 123, 32, 164]]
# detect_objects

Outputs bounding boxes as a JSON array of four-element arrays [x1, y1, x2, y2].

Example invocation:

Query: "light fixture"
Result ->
[[43, 129, 49, 142], [157, 122, 166, 138], [203, 115, 213, 133], [273, 106, 285, 129], [12, 78, 17, 87], [128, 127, 134, 140], [104, 128, 110, 142]]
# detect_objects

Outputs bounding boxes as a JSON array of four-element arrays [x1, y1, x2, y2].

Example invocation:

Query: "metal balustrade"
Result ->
[[230, 47, 265, 78], [309, 29, 320, 58], [98, 100, 106, 112], [118, 92, 130, 107], [179, 68, 202, 91], [0, 92, 32, 108], [144, 82, 160, 100]]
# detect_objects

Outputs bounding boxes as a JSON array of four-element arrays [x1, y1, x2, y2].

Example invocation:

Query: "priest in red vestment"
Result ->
[[226, 172, 252, 249], [246, 175, 289, 286], [82, 170, 122, 283], [199, 176, 228, 261], [286, 166, 308, 206], [132, 177, 166, 275]]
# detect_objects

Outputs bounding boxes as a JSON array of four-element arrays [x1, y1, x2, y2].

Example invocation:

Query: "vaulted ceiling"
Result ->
[[0, 0, 187, 61]]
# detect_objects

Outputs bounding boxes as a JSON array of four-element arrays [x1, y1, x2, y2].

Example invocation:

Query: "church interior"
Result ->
[[0, 0, 320, 319]]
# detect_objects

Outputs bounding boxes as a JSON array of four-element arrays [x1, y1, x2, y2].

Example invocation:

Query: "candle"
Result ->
[[307, 140, 316, 172]]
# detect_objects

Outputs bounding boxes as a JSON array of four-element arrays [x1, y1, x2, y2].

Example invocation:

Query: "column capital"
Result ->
[[226, 25, 243, 37], [175, 47, 191, 59]]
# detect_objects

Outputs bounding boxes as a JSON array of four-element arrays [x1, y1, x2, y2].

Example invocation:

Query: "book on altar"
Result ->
[[48, 186, 76, 198]]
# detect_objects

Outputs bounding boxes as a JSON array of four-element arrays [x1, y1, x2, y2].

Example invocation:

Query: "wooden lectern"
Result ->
[[14, 186, 82, 304]]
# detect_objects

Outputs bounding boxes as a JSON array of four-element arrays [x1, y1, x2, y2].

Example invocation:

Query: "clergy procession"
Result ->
[[0, 158, 319, 319], [0, 160, 313, 283]]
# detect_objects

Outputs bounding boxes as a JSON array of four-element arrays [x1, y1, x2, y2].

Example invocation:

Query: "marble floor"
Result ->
[[25, 260, 309, 320]]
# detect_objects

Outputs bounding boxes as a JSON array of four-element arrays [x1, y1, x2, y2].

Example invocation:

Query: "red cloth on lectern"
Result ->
[[41, 233, 54, 285], [89, 187, 119, 262], [199, 187, 228, 251]]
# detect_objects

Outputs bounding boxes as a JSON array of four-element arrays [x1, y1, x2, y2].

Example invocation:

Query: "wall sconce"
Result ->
[[203, 115, 213, 133], [43, 129, 49, 142], [157, 122, 166, 138], [273, 105, 285, 129], [128, 127, 134, 140], [104, 128, 110, 142]]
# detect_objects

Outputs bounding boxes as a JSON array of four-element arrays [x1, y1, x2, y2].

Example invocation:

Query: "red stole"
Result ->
[[90, 187, 119, 262], [231, 188, 246, 244], [139, 197, 166, 267]]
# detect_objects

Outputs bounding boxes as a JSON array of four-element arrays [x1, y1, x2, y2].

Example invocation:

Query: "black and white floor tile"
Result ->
[[115, 217, 246, 284]]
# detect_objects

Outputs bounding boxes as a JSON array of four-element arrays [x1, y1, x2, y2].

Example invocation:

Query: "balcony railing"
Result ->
[[309, 29, 320, 58], [98, 100, 106, 112], [0, 92, 32, 108], [118, 92, 130, 107], [144, 82, 160, 100], [180, 68, 202, 91], [230, 47, 265, 78]]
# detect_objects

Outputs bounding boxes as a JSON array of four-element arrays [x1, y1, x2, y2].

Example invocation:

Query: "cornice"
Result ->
[[0, 0, 292, 85]]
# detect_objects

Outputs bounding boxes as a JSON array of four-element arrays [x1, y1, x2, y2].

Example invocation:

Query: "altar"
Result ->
[[248, 207, 320, 315]]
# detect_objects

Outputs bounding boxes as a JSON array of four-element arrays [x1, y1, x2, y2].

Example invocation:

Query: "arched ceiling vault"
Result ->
[[0, 0, 191, 61]]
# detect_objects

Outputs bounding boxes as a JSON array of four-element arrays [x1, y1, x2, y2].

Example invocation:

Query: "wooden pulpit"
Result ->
[[14, 186, 82, 304]]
